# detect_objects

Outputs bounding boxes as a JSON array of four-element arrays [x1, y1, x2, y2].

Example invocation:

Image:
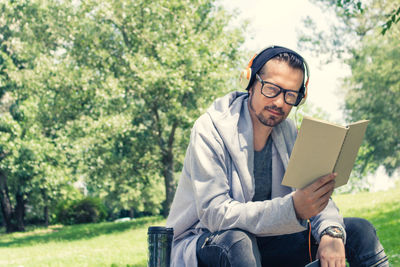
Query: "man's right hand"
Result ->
[[292, 173, 337, 220]]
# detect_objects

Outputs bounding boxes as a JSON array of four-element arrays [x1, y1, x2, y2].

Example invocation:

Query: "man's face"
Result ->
[[248, 59, 304, 128]]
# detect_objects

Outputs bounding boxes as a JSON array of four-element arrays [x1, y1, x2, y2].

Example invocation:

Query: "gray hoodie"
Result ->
[[166, 91, 345, 266]]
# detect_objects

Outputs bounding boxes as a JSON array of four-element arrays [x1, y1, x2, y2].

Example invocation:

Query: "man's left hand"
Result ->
[[317, 235, 346, 267]]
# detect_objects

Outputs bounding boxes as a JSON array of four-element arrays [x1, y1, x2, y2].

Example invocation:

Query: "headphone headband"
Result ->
[[239, 45, 310, 106]]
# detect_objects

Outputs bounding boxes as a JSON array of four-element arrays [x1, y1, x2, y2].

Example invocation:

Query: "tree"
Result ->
[[299, 0, 399, 63], [0, 96, 72, 231], [343, 30, 400, 175], [0, 0, 246, 229], [0, 0, 76, 231], [334, 0, 399, 34], [298, 0, 400, 179], [60, 0, 245, 216]]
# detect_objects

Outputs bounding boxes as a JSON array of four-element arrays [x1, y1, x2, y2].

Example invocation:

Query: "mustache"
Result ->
[[264, 105, 284, 115]]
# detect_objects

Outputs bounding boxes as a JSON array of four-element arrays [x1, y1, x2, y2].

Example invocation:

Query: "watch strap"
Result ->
[[320, 226, 345, 243]]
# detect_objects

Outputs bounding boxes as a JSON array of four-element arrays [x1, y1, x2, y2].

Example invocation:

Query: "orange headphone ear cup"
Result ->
[[239, 53, 257, 90], [239, 67, 252, 89]]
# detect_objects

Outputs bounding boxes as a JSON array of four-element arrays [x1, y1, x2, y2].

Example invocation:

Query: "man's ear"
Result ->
[[248, 84, 255, 97]]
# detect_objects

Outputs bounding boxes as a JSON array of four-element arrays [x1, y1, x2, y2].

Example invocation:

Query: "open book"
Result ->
[[281, 116, 369, 189]]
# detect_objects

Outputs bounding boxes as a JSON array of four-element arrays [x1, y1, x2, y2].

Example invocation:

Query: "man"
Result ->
[[166, 46, 388, 266]]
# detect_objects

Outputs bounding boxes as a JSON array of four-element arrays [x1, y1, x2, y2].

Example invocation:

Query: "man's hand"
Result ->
[[292, 173, 336, 219], [317, 235, 346, 267]]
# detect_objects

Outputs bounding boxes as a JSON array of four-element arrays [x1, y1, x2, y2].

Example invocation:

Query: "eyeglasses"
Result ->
[[255, 74, 300, 106]]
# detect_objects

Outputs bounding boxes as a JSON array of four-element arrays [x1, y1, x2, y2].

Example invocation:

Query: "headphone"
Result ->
[[239, 45, 310, 106]]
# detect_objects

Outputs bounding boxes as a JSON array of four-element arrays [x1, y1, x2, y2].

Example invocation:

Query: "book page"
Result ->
[[282, 117, 348, 189], [333, 120, 369, 187]]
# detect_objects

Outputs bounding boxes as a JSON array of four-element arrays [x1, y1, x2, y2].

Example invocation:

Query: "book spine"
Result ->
[[333, 127, 349, 172]]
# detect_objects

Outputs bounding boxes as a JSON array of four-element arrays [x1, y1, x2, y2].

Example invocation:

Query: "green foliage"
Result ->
[[343, 31, 400, 174], [0, 98, 72, 228], [381, 5, 400, 34], [299, 0, 399, 63], [335, 0, 364, 16], [55, 197, 107, 225], [0, 0, 246, 227], [298, 0, 400, 180], [0, 0, 77, 231], [325, 0, 399, 34]]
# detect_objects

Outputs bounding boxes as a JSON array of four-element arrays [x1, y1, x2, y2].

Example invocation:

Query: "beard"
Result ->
[[256, 106, 285, 127], [249, 92, 287, 127]]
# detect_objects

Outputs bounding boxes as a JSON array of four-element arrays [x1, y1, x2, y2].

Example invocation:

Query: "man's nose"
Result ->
[[273, 92, 285, 107]]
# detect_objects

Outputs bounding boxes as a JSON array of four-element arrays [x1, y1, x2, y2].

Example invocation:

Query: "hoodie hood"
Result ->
[[206, 91, 255, 200]]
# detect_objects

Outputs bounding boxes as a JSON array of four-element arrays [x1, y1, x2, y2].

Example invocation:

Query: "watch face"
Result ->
[[320, 227, 345, 243], [326, 227, 344, 238]]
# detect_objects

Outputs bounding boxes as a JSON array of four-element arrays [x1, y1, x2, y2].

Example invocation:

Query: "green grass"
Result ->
[[332, 182, 400, 266], [0, 184, 398, 266], [0, 216, 165, 267]]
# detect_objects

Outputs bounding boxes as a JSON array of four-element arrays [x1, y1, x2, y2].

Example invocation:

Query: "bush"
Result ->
[[55, 197, 107, 225]]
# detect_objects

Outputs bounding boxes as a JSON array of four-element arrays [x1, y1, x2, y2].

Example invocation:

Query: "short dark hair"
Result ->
[[258, 52, 305, 76]]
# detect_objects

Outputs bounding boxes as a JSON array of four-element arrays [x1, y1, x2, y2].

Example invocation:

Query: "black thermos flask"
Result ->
[[147, 226, 174, 267]]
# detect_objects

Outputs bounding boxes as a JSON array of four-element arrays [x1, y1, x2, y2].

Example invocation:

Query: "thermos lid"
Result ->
[[148, 226, 174, 235]]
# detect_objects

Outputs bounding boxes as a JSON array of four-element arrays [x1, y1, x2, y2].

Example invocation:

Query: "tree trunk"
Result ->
[[42, 189, 49, 227], [152, 106, 178, 217], [44, 205, 49, 227], [0, 170, 15, 233], [15, 192, 25, 232], [129, 207, 135, 219], [162, 149, 176, 217]]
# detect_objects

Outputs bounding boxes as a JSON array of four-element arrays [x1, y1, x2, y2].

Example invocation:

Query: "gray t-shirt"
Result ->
[[252, 136, 273, 201]]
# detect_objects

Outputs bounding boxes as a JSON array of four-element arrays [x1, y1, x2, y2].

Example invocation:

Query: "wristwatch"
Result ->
[[320, 226, 345, 243]]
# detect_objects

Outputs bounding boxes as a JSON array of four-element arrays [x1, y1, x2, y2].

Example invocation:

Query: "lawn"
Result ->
[[0, 183, 398, 266], [0, 216, 165, 267], [332, 182, 400, 266]]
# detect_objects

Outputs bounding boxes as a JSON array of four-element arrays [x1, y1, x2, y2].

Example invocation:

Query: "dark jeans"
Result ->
[[196, 217, 388, 267]]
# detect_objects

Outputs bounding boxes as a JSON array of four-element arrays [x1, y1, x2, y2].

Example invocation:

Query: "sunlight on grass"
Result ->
[[333, 182, 400, 266], [0, 225, 63, 242], [0, 185, 399, 266], [0, 216, 165, 267]]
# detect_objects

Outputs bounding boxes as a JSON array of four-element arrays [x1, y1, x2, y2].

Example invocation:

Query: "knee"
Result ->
[[344, 217, 377, 243], [198, 229, 260, 267], [225, 229, 256, 254], [224, 230, 260, 266], [344, 217, 388, 266]]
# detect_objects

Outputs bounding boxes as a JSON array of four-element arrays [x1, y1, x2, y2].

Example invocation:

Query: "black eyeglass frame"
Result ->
[[255, 74, 302, 106]]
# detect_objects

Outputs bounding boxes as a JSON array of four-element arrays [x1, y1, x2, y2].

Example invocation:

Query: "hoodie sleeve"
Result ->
[[310, 199, 347, 244], [188, 115, 306, 236]]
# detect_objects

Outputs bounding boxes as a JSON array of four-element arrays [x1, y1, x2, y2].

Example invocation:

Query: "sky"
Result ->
[[220, 0, 398, 189], [221, 0, 350, 123]]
